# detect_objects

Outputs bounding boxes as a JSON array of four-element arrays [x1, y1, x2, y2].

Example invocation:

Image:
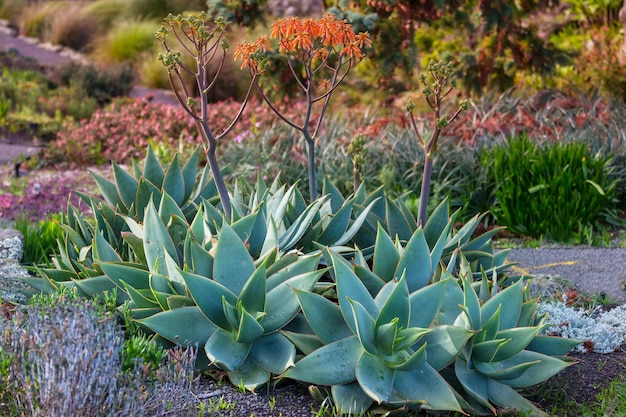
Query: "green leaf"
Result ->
[[332, 251, 378, 333], [334, 198, 379, 247], [213, 223, 255, 295], [144, 200, 179, 275], [235, 306, 265, 343], [376, 277, 409, 330], [181, 269, 237, 329], [393, 363, 463, 412], [113, 162, 139, 210], [317, 200, 354, 244], [331, 383, 374, 416], [476, 350, 572, 387], [93, 230, 122, 263], [487, 379, 550, 417], [226, 358, 269, 392], [140, 306, 217, 345], [295, 289, 352, 344], [281, 336, 361, 385], [408, 279, 448, 328], [266, 253, 320, 291], [349, 299, 378, 356], [423, 325, 473, 370], [394, 228, 432, 292], [473, 339, 509, 363], [423, 198, 450, 248], [492, 327, 540, 362], [249, 332, 295, 374], [356, 353, 394, 404], [122, 282, 159, 309], [205, 328, 251, 371], [373, 224, 400, 282], [455, 358, 495, 413], [438, 276, 464, 325], [71, 275, 117, 298], [90, 170, 122, 208], [158, 191, 186, 226], [586, 179, 606, 195], [100, 262, 149, 290], [143, 146, 165, 188], [262, 269, 326, 333], [279, 198, 325, 251], [238, 265, 266, 315], [162, 154, 185, 205], [481, 279, 523, 329], [181, 146, 200, 202], [526, 335, 582, 356]]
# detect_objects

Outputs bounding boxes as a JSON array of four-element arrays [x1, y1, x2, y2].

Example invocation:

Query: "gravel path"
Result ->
[[507, 247, 626, 302]]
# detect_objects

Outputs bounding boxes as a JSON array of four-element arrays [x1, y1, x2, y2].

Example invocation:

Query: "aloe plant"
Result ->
[[441, 262, 580, 416], [283, 249, 472, 414]]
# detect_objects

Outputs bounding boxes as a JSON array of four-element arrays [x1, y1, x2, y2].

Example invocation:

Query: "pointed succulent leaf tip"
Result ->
[[332, 250, 377, 333], [213, 223, 255, 295], [348, 298, 378, 355]]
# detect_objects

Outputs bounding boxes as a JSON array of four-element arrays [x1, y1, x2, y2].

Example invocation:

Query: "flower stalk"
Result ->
[[407, 60, 468, 226], [235, 15, 371, 201]]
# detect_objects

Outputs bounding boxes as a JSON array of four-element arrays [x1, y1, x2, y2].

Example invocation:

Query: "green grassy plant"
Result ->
[[94, 19, 161, 64], [0, 0, 24, 20], [44, 4, 98, 51], [11, 214, 62, 266], [483, 134, 620, 242]]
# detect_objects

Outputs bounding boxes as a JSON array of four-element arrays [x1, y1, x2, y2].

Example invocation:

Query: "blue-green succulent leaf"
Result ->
[[475, 350, 572, 387], [492, 327, 540, 362], [93, 230, 122, 263], [235, 307, 265, 343], [408, 279, 449, 328], [144, 200, 179, 275], [373, 224, 400, 282], [332, 251, 377, 333], [356, 353, 394, 404], [487, 379, 550, 417], [249, 332, 295, 374], [181, 269, 237, 330], [455, 358, 496, 413], [526, 335, 582, 356], [162, 154, 185, 206], [227, 359, 270, 392], [395, 228, 432, 292], [205, 328, 251, 371], [438, 278, 464, 325], [393, 363, 463, 412], [295, 289, 352, 344], [238, 264, 266, 315], [376, 277, 409, 331], [181, 146, 200, 202], [100, 262, 150, 290], [262, 269, 325, 333], [139, 306, 217, 345], [112, 163, 139, 210], [481, 279, 523, 329], [423, 325, 473, 370], [213, 223, 255, 295], [349, 299, 378, 356], [331, 382, 374, 416], [143, 146, 165, 188], [281, 336, 361, 385]]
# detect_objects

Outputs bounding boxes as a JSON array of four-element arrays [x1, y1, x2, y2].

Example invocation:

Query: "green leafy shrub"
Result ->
[[483, 134, 619, 242], [47, 97, 199, 166], [53, 61, 134, 106]]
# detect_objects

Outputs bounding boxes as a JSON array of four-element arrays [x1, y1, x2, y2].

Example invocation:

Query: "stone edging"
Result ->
[[0, 18, 86, 63], [0, 228, 29, 304]]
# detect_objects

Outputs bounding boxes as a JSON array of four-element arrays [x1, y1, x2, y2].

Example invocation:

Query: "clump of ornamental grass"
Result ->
[[0, 290, 198, 417]]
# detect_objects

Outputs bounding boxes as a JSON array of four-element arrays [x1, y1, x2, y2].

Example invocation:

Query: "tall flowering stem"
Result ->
[[156, 12, 257, 219], [407, 60, 468, 227], [235, 15, 371, 201]]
